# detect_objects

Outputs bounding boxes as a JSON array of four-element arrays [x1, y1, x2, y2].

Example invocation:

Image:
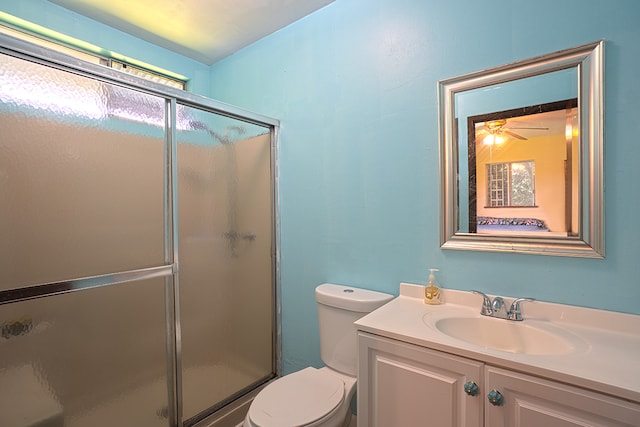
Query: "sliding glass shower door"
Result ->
[[0, 51, 172, 427], [0, 32, 278, 427], [177, 108, 275, 421]]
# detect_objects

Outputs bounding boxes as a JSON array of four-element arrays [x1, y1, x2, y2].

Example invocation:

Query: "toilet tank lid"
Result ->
[[315, 284, 394, 312]]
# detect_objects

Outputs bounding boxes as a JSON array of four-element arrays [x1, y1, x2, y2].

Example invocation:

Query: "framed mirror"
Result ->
[[438, 41, 604, 258]]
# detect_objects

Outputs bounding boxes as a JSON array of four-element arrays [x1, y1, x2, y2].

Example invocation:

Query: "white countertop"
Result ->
[[355, 283, 640, 403]]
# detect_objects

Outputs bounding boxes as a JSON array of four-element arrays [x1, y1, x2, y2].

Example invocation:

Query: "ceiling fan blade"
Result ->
[[504, 130, 527, 140], [506, 126, 549, 130]]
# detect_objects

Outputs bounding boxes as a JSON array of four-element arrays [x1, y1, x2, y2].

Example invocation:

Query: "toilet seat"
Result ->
[[247, 367, 345, 427]]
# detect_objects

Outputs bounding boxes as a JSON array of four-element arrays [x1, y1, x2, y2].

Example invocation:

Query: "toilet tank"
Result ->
[[315, 284, 393, 376]]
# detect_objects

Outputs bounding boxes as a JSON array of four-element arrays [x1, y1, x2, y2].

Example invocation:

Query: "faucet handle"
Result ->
[[491, 296, 505, 314], [471, 290, 493, 316], [508, 297, 535, 321]]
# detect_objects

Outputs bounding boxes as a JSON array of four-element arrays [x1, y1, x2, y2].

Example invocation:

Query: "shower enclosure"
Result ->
[[0, 31, 279, 427]]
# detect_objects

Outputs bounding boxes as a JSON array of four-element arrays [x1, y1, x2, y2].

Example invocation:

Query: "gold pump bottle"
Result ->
[[424, 268, 441, 305]]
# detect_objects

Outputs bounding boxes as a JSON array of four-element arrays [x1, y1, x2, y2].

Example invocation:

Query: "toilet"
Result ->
[[243, 283, 393, 427]]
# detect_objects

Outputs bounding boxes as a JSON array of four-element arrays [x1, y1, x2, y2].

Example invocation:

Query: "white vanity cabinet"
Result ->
[[357, 331, 640, 427], [357, 332, 483, 427], [485, 366, 640, 427]]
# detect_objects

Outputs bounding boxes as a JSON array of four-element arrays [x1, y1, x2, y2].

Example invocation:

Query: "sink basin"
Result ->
[[432, 316, 576, 355]]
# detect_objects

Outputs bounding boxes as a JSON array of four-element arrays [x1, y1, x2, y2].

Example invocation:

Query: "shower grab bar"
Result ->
[[0, 264, 174, 305]]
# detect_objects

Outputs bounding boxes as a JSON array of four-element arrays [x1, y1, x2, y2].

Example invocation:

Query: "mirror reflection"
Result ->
[[470, 99, 578, 237], [439, 41, 604, 258]]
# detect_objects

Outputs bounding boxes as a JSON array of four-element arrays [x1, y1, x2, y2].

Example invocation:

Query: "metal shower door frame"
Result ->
[[0, 32, 281, 427]]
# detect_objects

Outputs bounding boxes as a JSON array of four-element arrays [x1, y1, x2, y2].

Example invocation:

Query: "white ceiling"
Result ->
[[48, 0, 334, 65]]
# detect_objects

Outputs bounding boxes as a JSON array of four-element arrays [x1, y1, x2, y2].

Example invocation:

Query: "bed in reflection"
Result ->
[[477, 216, 549, 233]]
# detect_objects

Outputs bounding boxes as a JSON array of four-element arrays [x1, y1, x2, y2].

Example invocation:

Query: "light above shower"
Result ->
[[0, 12, 188, 89]]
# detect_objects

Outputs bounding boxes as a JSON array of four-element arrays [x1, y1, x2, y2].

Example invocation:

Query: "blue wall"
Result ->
[[207, 0, 640, 374]]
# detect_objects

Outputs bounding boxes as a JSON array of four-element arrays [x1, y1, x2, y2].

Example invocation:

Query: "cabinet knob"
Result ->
[[487, 389, 504, 406], [463, 381, 479, 396]]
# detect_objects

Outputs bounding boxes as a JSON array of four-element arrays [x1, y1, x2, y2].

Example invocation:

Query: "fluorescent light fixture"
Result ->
[[111, 60, 186, 90], [0, 12, 188, 90], [0, 13, 194, 129]]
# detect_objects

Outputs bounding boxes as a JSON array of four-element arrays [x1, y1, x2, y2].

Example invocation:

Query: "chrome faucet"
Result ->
[[507, 297, 535, 321], [471, 290, 494, 316], [471, 291, 534, 321]]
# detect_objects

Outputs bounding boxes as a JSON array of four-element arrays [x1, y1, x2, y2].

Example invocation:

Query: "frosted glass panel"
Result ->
[[177, 107, 274, 419], [0, 46, 277, 424], [0, 277, 170, 427], [0, 54, 166, 290]]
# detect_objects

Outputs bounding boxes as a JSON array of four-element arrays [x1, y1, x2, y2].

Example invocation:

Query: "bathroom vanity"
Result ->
[[355, 284, 640, 427]]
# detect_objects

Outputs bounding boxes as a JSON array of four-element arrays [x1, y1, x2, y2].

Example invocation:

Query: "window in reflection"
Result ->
[[486, 161, 536, 207]]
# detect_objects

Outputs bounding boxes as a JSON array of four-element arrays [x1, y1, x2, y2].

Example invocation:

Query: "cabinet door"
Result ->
[[485, 366, 640, 427], [358, 332, 483, 427]]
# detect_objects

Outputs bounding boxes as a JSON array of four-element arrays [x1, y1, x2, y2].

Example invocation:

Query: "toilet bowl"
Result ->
[[243, 367, 356, 427], [243, 284, 393, 427]]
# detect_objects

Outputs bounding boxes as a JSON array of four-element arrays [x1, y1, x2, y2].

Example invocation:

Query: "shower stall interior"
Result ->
[[0, 32, 279, 427]]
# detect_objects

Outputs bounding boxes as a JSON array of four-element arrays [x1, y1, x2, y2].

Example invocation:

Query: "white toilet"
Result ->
[[243, 283, 393, 427]]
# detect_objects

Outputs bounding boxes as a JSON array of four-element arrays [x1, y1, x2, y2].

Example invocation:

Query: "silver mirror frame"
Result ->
[[438, 41, 604, 258]]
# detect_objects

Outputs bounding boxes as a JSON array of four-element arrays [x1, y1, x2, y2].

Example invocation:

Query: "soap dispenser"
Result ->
[[424, 268, 441, 305]]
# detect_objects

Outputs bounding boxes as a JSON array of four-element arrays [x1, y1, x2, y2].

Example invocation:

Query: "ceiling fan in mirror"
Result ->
[[476, 119, 548, 145]]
